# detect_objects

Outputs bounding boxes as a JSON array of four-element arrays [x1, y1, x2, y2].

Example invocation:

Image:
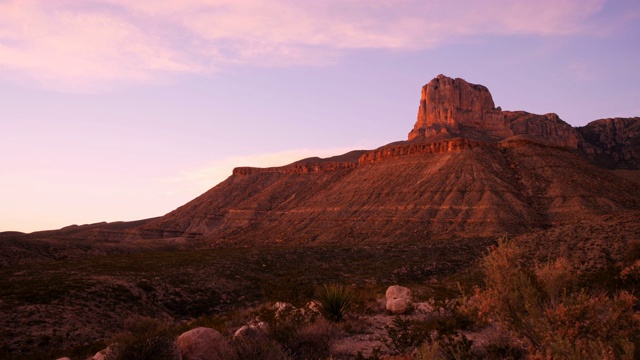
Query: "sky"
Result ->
[[1, 0, 639, 233]]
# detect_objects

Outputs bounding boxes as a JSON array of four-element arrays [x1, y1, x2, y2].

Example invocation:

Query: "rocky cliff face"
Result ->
[[408, 75, 512, 141], [505, 111, 579, 149], [408, 75, 582, 150], [577, 117, 640, 169]]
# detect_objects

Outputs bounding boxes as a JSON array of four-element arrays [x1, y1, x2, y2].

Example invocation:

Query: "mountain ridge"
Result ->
[[2, 75, 639, 265]]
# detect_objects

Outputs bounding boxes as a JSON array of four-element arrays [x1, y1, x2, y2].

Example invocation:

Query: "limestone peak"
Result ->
[[408, 75, 580, 149]]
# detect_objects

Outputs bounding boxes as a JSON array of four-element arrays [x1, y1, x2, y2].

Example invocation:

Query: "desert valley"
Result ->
[[1, 75, 639, 359]]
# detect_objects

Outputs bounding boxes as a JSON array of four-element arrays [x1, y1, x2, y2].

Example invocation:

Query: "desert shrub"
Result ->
[[105, 317, 179, 360], [340, 315, 372, 334], [314, 283, 354, 322], [415, 340, 443, 359], [482, 342, 525, 360], [382, 309, 475, 357], [355, 347, 382, 360], [620, 259, 640, 288], [286, 319, 337, 360], [382, 316, 430, 355], [254, 302, 335, 359], [462, 238, 640, 359], [256, 303, 310, 347], [410, 318, 476, 360], [231, 335, 291, 360], [435, 332, 475, 359]]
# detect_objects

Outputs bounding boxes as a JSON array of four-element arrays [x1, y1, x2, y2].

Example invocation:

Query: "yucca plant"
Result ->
[[314, 284, 354, 322]]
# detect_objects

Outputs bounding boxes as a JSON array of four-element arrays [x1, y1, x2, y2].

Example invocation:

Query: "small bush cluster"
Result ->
[[105, 317, 180, 360], [461, 237, 640, 359], [382, 316, 430, 355], [253, 301, 337, 360], [230, 335, 291, 360], [380, 312, 477, 359], [104, 301, 337, 360]]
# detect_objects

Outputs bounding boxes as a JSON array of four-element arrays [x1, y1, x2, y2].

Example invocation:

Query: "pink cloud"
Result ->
[[0, 0, 608, 90]]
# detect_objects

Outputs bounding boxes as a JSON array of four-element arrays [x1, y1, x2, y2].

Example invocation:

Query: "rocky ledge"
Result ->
[[233, 161, 357, 175]]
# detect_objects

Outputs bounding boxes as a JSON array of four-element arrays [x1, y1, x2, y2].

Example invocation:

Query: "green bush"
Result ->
[[105, 317, 179, 360], [256, 303, 310, 347], [254, 303, 335, 360], [462, 238, 640, 359], [231, 335, 291, 360], [415, 333, 476, 360], [286, 320, 336, 360], [313, 284, 354, 322], [382, 316, 429, 355]]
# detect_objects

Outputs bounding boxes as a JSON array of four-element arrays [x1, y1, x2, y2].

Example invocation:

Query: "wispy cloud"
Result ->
[[165, 147, 357, 196], [0, 0, 607, 90]]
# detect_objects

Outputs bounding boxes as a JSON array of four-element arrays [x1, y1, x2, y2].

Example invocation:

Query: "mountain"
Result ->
[[2, 75, 639, 264], [134, 75, 640, 247]]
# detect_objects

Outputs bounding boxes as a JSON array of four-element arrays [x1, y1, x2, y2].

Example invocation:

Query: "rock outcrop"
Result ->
[[409, 75, 512, 141], [408, 75, 582, 150], [233, 321, 270, 340], [233, 161, 357, 176], [577, 117, 640, 169], [505, 111, 579, 149]]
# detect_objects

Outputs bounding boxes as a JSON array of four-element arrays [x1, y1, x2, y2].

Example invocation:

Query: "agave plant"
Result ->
[[314, 283, 354, 322]]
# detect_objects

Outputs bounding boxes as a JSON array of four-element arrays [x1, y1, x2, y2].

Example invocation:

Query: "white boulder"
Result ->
[[385, 285, 412, 314], [177, 327, 230, 360]]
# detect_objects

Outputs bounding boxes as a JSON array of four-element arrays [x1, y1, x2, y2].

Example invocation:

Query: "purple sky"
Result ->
[[1, 0, 639, 232]]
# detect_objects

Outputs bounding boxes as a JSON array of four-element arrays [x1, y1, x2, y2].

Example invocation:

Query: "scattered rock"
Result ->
[[415, 302, 435, 314], [90, 349, 107, 360], [177, 327, 230, 360], [385, 285, 412, 314], [233, 321, 270, 340], [271, 301, 295, 318], [306, 300, 321, 313]]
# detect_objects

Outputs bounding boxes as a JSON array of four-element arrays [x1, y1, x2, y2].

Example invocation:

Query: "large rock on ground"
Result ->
[[386, 285, 412, 314], [233, 321, 270, 340], [177, 327, 230, 360]]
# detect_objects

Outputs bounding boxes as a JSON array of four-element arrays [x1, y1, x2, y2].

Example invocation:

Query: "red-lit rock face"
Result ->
[[409, 75, 512, 141], [408, 75, 580, 150]]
